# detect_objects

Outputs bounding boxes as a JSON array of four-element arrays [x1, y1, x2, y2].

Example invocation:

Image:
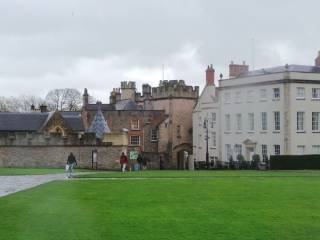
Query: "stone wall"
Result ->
[[0, 145, 125, 170]]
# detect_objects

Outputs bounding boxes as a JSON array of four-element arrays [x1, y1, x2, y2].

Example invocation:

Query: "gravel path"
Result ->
[[0, 173, 78, 198]]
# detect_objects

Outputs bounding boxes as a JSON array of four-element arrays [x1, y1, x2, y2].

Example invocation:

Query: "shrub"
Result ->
[[251, 154, 261, 170], [270, 155, 320, 170]]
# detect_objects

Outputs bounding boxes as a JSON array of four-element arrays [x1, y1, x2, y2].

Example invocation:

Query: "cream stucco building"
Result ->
[[193, 52, 320, 165]]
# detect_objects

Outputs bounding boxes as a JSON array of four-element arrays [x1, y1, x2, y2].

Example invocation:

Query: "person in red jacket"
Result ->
[[120, 152, 128, 172]]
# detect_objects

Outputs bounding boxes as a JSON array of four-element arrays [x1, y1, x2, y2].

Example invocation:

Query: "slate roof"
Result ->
[[0, 112, 49, 131], [115, 99, 143, 110], [0, 111, 84, 132], [60, 112, 84, 131], [238, 65, 320, 78], [87, 110, 111, 139]]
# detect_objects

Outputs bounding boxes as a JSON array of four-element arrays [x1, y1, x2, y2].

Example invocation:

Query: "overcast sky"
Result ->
[[0, 0, 319, 102]]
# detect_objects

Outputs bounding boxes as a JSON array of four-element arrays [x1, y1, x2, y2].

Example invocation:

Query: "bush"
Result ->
[[251, 154, 261, 170], [270, 155, 320, 170], [229, 156, 236, 170]]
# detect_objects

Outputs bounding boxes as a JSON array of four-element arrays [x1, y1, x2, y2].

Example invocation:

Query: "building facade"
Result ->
[[193, 52, 320, 165]]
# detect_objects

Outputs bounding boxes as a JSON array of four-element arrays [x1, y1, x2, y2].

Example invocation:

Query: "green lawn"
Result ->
[[76, 169, 320, 178], [1, 171, 320, 240], [0, 167, 91, 176]]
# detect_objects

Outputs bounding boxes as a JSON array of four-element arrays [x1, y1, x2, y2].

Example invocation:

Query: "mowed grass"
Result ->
[[76, 169, 320, 178], [1, 171, 320, 240], [0, 167, 92, 175]]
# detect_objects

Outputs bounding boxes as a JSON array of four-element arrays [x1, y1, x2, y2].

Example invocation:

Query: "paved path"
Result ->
[[0, 173, 78, 198]]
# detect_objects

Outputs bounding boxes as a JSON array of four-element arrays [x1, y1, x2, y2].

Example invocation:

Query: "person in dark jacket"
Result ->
[[137, 154, 143, 170], [66, 152, 77, 178], [120, 152, 128, 172]]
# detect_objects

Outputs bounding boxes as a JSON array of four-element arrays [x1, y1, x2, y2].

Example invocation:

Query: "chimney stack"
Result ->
[[39, 104, 48, 113], [206, 64, 215, 86], [229, 61, 249, 77], [315, 51, 320, 67], [83, 88, 89, 107]]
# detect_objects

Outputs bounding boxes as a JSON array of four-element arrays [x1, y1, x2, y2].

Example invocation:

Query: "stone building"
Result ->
[[108, 79, 199, 169], [193, 52, 320, 166], [0, 110, 125, 169]]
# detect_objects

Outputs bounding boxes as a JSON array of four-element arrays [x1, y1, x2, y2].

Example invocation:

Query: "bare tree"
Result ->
[[0, 97, 8, 112], [45, 88, 82, 111]]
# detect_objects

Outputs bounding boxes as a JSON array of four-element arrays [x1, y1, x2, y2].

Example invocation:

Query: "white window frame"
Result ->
[[297, 145, 305, 155], [312, 145, 320, 154], [261, 145, 268, 162], [234, 144, 242, 159], [224, 92, 231, 104], [296, 112, 305, 132], [130, 135, 140, 146], [312, 112, 320, 132], [211, 132, 216, 148], [151, 129, 158, 142], [260, 89, 267, 101], [225, 114, 231, 132], [235, 91, 241, 103], [131, 119, 140, 130], [296, 87, 305, 100], [273, 88, 280, 100], [273, 111, 280, 131], [312, 88, 320, 99], [211, 113, 216, 128], [248, 113, 254, 132], [261, 112, 268, 131], [274, 145, 280, 155], [247, 90, 254, 102], [226, 144, 232, 161], [236, 113, 242, 131]]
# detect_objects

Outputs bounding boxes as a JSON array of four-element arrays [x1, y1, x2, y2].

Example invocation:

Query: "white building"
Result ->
[[193, 52, 320, 165]]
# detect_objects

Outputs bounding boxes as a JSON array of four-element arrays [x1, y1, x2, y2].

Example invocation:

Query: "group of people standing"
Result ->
[[119, 152, 146, 172], [65, 151, 147, 177]]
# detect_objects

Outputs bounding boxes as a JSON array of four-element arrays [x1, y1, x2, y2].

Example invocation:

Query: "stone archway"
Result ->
[[173, 143, 192, 170]]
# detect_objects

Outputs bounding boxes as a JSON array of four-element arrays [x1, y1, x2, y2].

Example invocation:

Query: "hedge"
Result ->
[[270, 154, 320, 170]]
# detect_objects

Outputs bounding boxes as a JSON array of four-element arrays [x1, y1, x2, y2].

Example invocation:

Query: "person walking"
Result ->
[[120, 152, 128, 172], [137, 154, 143, 171], [66, 152, 77, 178]]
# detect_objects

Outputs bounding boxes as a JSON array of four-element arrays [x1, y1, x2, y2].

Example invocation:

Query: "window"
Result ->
[[211, 113, 216, 128], [261, 145, 268, 162], [296, 112, 305, 132], [130, 135, 140, 145], [274, 111, 280, 131], [261, 112, 268, 131], [312, 112, 320, 132], [312, 88, 320, 99], [226, 144, 232, 161], [234, 144, 242, 159], [273, 88, 280, 100], [296, 87, 305, 99], [131, 119, 140, 130], [225, 114, 231, 132], [248, 113, 254, 131], [297, 145, 305, 155], [260, 89, 267, 100], [211, 132, 216, 147], [235, 91, 241, 103], [274, 145, 280, 155], [151, 129, 158, 141], [236, 114, 242, 131], [224, 92, 231, 103], [312, 145, 320, 154], [247, 90, 254, 102]]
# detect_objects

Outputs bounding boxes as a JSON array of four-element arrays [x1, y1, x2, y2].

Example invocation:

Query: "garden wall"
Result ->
[[0, 145, 125, 170]]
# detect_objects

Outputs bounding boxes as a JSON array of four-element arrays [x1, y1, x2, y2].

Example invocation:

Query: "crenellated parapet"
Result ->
[[152, 80, 199, 99]]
